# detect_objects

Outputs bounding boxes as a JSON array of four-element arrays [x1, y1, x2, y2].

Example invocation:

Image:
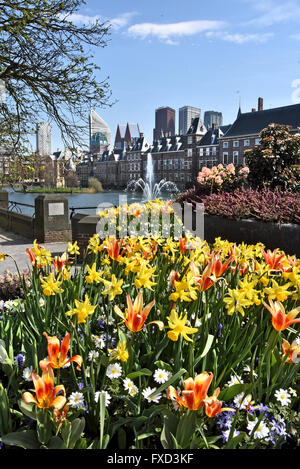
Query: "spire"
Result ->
[[237, 96, 242, 118]]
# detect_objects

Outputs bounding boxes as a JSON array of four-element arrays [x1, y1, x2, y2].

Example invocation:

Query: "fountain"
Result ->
[[126, 153, 179, 200]]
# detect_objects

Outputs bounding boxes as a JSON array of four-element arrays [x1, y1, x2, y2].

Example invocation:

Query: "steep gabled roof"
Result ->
[[223, 103, 300, 138], [187, 117, 207, 135]]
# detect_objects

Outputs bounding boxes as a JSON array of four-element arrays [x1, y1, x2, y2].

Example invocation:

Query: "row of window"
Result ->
[[222, 138, 260, 148], [128, 160, 192, 172], [199, 147, 217, 157]]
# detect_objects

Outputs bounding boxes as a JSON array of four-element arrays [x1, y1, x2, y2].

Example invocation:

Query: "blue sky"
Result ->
[[47, 0, 300, 151]]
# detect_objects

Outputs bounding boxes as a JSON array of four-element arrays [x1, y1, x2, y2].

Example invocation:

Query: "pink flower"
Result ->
[[226, 163, 235, 175]]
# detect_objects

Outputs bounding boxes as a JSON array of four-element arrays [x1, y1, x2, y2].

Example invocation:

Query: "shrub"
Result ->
[[177, 188, 300, 224], [88, 177, 103, 193]]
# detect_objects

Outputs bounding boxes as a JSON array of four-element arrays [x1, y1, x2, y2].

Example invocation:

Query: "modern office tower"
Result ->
[[179, 106, 201, 135], [89, 109, 111, 154], [204, 111, 223, 129], [153, 107, 175, 141], [36, 122, 52, 156]]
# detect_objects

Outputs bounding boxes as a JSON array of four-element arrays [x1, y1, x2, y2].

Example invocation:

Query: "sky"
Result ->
[[46, 0, 300, 151]]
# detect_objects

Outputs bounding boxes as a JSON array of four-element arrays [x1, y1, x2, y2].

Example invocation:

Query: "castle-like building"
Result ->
[[76, 97, 300, 191]]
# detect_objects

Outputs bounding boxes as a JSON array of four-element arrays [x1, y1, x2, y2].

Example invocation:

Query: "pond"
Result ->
[[6, 189, 175, 217]]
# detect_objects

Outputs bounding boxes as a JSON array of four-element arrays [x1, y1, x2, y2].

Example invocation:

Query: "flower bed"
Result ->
[[177, 188, 300, 225], [0, 201, 300, 450]]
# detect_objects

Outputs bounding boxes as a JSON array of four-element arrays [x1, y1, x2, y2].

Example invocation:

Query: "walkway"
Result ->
[[0, 227, 67, 274]]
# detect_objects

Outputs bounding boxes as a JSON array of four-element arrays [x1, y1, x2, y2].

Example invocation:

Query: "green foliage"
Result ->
[[246, 123, 300, 190], [88, 177, 103, 193]]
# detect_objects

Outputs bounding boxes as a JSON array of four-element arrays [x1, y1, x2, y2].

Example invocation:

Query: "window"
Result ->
[[233, 141, 239, 147], [163, 160, 168, 170], [169, 159, 173, 170], [158, 160, 161, 170], [174, 159, 179, 169], [223, 142, 229, 148], [206, 147, 210, 156], [199, 148, 204, 156], [233, 151, 239, 165], [255, 138, 260, 145], [212, 147, 217, 155], [244, 140, 250, 147], [181, 160, 185, 170], [188, 136, 193, 144], [223, 152, 228, 165], [187, 148, 192, 157]]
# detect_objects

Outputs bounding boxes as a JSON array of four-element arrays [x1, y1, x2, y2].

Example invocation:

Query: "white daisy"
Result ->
[[247, 418, 269, 439], [274, 389, 291, 406], [153, 369, 172, 384], [233, 392, 252, 409], [128, 385, 138, 396], [69, 392, 85, 408], [88, 350, 99, 361], [39, 298, 45, 308], [92, 334, 105, 350], [226, 374, 244, 387], [22, 366, 33, 382], [95, 390, 111, 407], [106, 363, 122, 380], [289, 387, 297, 397], [123, 377, 135, 391], [85, 366, 91, 378], [142, 387, 162, 403]]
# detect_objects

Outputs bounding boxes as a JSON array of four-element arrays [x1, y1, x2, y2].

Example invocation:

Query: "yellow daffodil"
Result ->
[[134, 263, 157, 290], [264, 279, 294, 302], [102, 274, 123, 301], [283, 267, 300, 287], [223, 288, 253, 316], [169, 272, 198, 303], [67, 241, 80, 255], [40, 273, 64, 296], [85, 263, 103, 284], [108, 341, 129, 362], [0, 253, 6, 261], [166, 309, 198, 342], [66, 294, 97, 324], [238, 276, 262, 305], [88, 234, 103, 254]]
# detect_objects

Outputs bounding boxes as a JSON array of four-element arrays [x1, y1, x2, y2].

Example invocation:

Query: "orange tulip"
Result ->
[[210, 254, 233, 278], [190, 261, 216, 292], [263, 249, 285, 272], [263, 300, 300, 331], [105, 238, 123, 260], [52, 253, 67, 272], [167, 372, 213, 410], [114, 291, 161, 332], [39, 332, 82, 371], [282, 338, 300, 364], [23, 365, 66, 410], [203, 388, 235, 418]]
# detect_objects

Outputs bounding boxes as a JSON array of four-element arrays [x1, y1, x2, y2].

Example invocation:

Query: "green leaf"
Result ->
[[47, 436, 66, 449], [176, 411, 197, 449], [1, 430, 40, 449], [194, 334, 214, 367], [69, 418, 85, 449], [219, 383, 252, 402], [18, 400, 37, 421], [127, 368, 152, 380]]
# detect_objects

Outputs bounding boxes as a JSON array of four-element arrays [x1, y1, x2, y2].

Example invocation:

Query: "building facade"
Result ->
[[179, 106, 201, 135], [153, 107, 176, 141]]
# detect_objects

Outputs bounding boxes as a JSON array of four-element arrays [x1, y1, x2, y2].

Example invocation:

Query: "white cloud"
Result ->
[[127, 20, 226, 43], [206, 31, 274, 44], [244, 0, 300, 26], [62, 11, 137, 29]]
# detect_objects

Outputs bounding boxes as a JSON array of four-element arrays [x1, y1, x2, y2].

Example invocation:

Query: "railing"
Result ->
[[69, 204, 117, 219], [8, 200, 35, 217]]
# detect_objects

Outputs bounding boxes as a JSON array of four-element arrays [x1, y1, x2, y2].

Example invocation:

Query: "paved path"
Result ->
[[0, 227, 67, 274]]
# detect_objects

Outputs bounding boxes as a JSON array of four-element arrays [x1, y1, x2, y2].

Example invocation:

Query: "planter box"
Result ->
[[71, 211, 300, 258], [203, 215, 300, 257]]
